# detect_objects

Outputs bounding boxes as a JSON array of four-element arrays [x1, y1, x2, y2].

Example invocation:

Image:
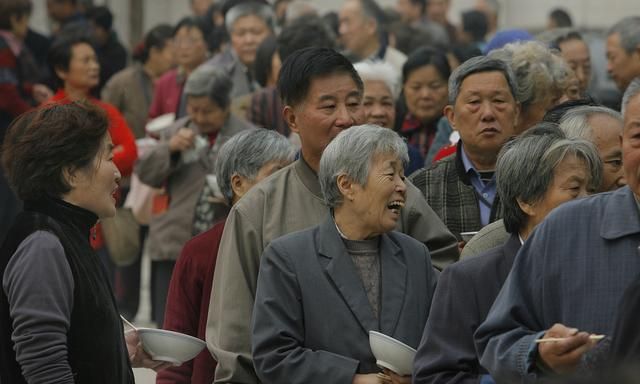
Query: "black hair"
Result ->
[[254, 35, 277, 87], [0, 0, 32, 30], [85, 5, 113, 31], [542, 96, 599, 124], [133, 24, 174, 63], [402, 45, 451, 84], [276, 14, 336, 62], [410, 0, 427, 14], [549, 8, 573, 28], [173, 15, 212, 40], [48, 33, 96, 88], [277, 47, 363, 107], [450, 43, 482, 65], [461, 9, 488, 42]]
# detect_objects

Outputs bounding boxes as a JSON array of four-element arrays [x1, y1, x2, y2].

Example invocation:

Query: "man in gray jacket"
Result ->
[[206, 47, 458, 384]]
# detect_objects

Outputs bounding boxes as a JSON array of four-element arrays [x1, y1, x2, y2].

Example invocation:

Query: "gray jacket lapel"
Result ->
[[317, 218, 379, 334], [379, 234, 406, 336]]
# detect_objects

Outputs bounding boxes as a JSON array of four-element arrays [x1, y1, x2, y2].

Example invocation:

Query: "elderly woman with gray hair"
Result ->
[[135, 65, 254, 326], [251, 125, 438, 384], [413, 123, 602, 384], [354, 61, 424, 174], [489, 41, 572, 133], [158, 128, 294, 384]]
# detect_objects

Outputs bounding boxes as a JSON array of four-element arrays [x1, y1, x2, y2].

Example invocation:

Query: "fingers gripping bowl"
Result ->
[[369, 330, 416, 376]]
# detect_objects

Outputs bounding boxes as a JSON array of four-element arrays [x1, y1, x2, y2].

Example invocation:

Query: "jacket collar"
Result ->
[[294, 157, 323, 199], [454, 142, 472, 185], [600, 186, 640, 240], [24, 195, 98, 237], [316, 216, 407, 336]]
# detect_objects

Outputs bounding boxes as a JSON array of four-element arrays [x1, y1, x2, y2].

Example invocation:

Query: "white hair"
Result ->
[[354, 61, 400, 99]]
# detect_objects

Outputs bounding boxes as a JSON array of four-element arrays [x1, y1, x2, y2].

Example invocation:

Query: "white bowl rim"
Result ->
[[146, 113, 176, 132], [137, 327, 206, 347], [369, 330, 417, 353]]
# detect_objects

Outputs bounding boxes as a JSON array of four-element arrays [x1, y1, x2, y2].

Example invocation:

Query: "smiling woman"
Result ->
[[0, 102, 165, 384], [251, 125, 438, 384]]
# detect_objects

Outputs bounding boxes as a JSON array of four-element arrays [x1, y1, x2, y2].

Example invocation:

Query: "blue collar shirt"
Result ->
[[460, 145, 497, 226]]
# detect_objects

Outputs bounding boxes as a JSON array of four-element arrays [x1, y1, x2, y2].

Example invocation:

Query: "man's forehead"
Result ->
[[307, 74, 361, 98]]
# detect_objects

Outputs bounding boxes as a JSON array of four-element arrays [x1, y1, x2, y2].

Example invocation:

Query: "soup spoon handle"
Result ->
[[120, 314, 138, 332]]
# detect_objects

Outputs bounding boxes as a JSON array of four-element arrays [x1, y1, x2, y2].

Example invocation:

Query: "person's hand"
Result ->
[[168, 128, 196, 153], [383, 369, 411, 384], [125, 330, 176, 371], [457, 241, 466, 253], [352, 373, 381, 384], [537, 323, 598, 374], [32, 84, 53, 103]]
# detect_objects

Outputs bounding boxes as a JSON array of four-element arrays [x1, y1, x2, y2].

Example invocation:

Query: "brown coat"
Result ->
[[135, 114, 252, 261]]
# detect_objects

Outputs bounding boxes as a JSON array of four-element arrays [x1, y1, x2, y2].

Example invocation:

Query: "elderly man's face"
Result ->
[[445, 71, 518, 160], [362, 79, 396, 129], [339, 1, 377, 59], [589, 114, 625, 192], [607, 33, 640, 91], [622, 93, 640, 196], [285, 72, 364, 167], [230, 15, 272, 67]]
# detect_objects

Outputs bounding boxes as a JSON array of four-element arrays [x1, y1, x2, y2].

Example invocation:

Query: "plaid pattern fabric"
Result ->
[[409, 147, 502, 239]]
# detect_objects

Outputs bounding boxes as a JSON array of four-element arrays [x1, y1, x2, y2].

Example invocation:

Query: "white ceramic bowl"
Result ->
[[369, 330, 416, 376], [137, 328, 206, 365], [145, 113, 175, 135]]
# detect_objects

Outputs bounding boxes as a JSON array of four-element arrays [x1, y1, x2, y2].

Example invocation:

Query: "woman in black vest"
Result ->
[[0, 102, 169, 383]]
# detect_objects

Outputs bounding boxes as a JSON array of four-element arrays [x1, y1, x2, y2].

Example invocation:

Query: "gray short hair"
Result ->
[[608, 16, 640, 54], [215, 128, 295, 204], [622, 77, 640, 117], [184, 65, 233, 108], [225, 2, 275, 33], [448, 55, 517, 104], [536, 27, 584, 49], [488, 41, 570, 108], [354, 61, 400, 99], [559, 106, 622, 140], [497, 123, 602, 234], [319, 125, 409, 208]]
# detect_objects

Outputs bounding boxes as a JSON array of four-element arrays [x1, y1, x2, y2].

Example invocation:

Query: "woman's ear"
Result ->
[[230, 173, 247, 200], [54, 66, 68, 83], [63, 166, 77, 188], [336, 173, 354, 202]]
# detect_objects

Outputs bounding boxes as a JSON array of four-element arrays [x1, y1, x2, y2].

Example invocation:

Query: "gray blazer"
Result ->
[[251, 216, 438, 384]]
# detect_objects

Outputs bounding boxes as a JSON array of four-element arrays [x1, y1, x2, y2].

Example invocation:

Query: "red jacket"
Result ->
[[148, 68, 184, 119], [157, 219, 225, 384], [48, 90, 138, 177]]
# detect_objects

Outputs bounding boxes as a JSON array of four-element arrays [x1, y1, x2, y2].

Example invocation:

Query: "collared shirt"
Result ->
[[460, 145, 497, 226]]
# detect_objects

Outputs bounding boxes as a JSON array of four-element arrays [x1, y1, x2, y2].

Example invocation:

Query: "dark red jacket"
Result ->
[[157, 219, 225, 384]]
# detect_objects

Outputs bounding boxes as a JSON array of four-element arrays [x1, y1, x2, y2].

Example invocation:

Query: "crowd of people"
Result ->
[[1, 0, 640, 383]]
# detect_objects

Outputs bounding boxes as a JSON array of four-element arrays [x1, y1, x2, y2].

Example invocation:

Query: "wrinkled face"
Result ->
[[403, 64, 449, 123], [622, 94, 640, 197], [525, 154, 590, 230], [396, 0, 423, 23], [174, 26, 208, 70], [607, 33, 640, 91], [446, 71, 519, 158], [349, 153, 407, 236], [286, 73, 364, 162], [589, 114, 625, 192], [426, 0, 449, 24], [362, 79, 396, 129], [234, 158, 293, 202], [57, 42, 100, 91], [339, 1, 376, 58], [561, 72, 582, 102], [187, 95, 228, 134], [66, 135, 121, 219], [230, 15, 272, 67], [519, 94, 561, 134], [559, 38, 591, 95]]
